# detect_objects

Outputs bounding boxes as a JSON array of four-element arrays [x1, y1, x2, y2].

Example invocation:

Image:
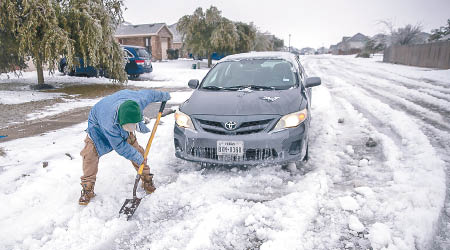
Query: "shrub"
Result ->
[[356, 52, 370, 58], [167, 49, 179, 60]]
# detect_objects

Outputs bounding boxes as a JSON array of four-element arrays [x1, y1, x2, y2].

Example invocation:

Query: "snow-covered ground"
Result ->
[[0, 55, 449, 250], [0, 90, 63, 105], [0, 60, 204, 127], [25, 98, 101, 121], [0, 60, 208, 89]]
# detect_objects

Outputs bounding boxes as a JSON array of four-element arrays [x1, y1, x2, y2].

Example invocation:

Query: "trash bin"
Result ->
[[192, 63, 196, 69], [197, 62, 201, 69]]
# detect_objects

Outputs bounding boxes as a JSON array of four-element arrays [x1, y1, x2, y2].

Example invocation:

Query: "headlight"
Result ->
[[273, 109, 307, 131], [175, 110, 194, 129]]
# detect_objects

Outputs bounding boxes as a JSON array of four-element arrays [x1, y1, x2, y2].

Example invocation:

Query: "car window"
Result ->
[[135, 48, 150, 58], [124, 49, 134, 58], [202, 59, 297, 90]]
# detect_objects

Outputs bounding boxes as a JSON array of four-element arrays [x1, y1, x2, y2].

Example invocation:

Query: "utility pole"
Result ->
[[289, 34, 291, 52]]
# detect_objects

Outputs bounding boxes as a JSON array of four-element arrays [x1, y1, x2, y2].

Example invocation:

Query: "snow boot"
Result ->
[[79, 182, 96, 205], [142, 174, 156, 194]]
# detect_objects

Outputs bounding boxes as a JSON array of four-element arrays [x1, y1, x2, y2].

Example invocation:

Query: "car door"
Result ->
[[124, 48, 138, 75]]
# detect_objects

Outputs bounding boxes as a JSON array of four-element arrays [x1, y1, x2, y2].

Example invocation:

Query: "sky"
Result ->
[[123, 0, 450, 49]]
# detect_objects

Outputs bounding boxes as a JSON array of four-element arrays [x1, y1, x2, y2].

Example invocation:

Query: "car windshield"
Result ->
[[136, 48, 150, 58], [201, 59, 297, 90]]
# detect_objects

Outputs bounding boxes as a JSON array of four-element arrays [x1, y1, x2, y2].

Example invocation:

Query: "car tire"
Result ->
[[62, 65, 69, 75], [303, 142, 309, 162]]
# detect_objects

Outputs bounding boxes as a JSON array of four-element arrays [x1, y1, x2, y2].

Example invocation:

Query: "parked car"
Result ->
[[58, 45, 153, 78], [122, 45, 153, 78], [173, 51, 321, 166], [58, 57, 99, 77]]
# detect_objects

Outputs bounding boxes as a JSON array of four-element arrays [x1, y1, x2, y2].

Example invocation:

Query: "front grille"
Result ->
[[196, 118, 273, 135], [188, 147, 278, 162]]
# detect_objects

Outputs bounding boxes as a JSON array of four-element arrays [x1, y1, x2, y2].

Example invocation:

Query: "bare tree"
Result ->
[[377, 20, 423, 46], [391, 24, 423, 45]]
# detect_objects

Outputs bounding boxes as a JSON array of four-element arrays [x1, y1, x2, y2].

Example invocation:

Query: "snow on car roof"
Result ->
[[220, 51, 298, 64]]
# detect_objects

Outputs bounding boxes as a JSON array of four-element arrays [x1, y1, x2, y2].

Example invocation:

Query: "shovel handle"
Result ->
[[137, 101, 167, 176]]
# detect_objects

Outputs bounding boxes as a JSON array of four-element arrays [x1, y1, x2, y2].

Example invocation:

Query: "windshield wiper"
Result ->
[[225, 85, 276, 91], [202, 85, 223, 90]]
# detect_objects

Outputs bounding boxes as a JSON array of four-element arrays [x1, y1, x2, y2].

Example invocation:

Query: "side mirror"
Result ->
[[305, 77, 321, 88], [188, 79, 199, 89]]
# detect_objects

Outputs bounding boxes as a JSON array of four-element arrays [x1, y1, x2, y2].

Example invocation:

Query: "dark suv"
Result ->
[[58, 45, 152, 78], [174, 52, 321, 166]]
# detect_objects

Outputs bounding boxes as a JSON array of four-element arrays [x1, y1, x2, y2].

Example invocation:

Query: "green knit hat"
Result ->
[[118, 100, 142, 126]]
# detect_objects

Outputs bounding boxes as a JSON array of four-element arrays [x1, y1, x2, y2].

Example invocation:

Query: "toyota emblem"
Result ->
[[224, 121, 237, 130]]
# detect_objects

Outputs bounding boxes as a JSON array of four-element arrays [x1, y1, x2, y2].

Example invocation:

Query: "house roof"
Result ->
[[168, 23, 183, 43], [347, 33, 369, 42], [115, 23, 173, 37]]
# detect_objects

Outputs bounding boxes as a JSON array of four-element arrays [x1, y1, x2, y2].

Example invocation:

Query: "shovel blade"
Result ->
[[119, 197, 142, 220]]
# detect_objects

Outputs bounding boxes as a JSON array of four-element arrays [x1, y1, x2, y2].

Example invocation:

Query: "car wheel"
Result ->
[[62, 65, 69, 75]]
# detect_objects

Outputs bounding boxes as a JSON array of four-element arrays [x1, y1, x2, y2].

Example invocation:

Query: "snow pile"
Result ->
[[339, 196, 360, 211], [368, 223, 392, 249], [348, 215, 365, 233]]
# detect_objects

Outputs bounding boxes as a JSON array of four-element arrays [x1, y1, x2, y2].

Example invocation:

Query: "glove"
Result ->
[[162, 92, 171, 102]]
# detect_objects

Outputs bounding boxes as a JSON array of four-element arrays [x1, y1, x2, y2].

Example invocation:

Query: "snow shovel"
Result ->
[[119, 101, 167, 220]]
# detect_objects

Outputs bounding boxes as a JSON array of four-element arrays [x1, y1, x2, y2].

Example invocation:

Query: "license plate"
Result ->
[[217, 141, 244, 156]]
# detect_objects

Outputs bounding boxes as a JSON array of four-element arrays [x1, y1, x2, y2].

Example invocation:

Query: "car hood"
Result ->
[[180, 88, 305, 116]]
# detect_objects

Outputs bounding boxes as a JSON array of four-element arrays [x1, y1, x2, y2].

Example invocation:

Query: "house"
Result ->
[[329, 45, 338, 55], [300, 47, 316, 55], [333, 33, 369, 55], [168, 23, 187, 58], [115, 23, 173, 61], [316, 47, 329, 54]]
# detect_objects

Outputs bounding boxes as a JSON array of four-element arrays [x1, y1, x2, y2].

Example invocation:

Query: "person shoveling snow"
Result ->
[[79, 89, 170, 205]]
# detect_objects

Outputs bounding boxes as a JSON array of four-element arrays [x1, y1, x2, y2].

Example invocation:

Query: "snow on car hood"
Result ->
[[180, 88, 305, 116]]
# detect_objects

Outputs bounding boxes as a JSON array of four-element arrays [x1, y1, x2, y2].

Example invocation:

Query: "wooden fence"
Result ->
[[383, 41, 450, 69]]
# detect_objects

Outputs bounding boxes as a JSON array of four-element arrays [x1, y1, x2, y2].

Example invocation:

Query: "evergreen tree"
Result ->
[[177, 6, 238, 68], [272, 36, 284, 51], [234, 22, 256, 53], [0, 0, 126, 86], [429, 19, 450, 41], [253, 32, 272, 51]]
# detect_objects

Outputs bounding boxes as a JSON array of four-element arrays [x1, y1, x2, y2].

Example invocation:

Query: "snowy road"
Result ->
[[0, 56, 449, 250]]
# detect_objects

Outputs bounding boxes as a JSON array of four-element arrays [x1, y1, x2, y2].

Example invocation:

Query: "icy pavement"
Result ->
[[0, 55, 449, 250]]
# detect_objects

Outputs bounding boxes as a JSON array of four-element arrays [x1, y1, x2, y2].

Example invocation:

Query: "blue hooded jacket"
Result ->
[[86, 89, 170, 165]]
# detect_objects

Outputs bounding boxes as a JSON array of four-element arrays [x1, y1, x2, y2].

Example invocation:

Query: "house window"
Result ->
[[145, 38, 150, 46]]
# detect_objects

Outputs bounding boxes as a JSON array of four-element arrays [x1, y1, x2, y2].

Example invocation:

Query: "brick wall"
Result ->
[[115, 25, 175, 61], [118, 37, 145, 47], [151, 36, 161, 60]]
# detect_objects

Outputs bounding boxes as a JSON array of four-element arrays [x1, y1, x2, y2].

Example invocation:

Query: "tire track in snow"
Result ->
[[303, 56, 446, 249], [326, 58, 450, 116], [338, 57, 450, 92], [311, 58, 450, 134]]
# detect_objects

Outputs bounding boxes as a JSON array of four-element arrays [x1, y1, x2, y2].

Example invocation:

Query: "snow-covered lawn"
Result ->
[[0, 90, 63, 105], [0, 55, 449, 250], [0, 60, 209, 89]]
